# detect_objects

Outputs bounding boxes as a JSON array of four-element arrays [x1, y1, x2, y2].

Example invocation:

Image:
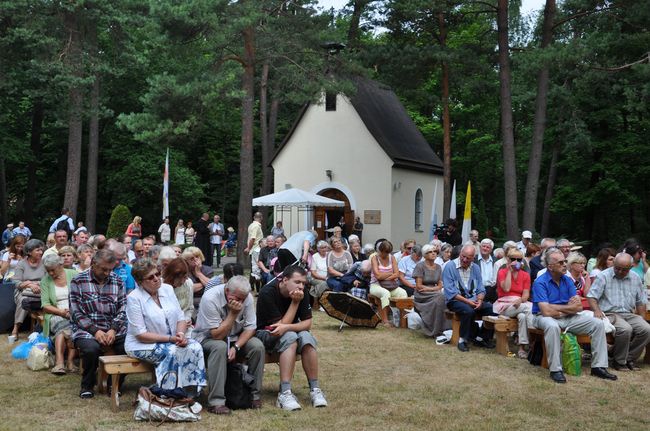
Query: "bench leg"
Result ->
[[495, 331, 509, 356], [97, 363, 107, 394], [450, 319, 460, 346], [110, 375, 120, 412], [399, 309, 408, 328], [644, 345, 650, 365]]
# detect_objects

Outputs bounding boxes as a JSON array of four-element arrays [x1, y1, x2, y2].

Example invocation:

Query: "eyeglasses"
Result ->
[[614, 266, 631, 272], [511, 257, 523, 262], [552, 259, 567, 265], [145, 272, 161, 281], [406, 247, 413, 251]]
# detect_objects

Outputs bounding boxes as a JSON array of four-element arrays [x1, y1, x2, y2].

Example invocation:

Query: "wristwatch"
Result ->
[[233, 344, 241, 353]]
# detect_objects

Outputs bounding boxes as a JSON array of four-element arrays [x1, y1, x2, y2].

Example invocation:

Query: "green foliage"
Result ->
[[106, 204, 132, 239]]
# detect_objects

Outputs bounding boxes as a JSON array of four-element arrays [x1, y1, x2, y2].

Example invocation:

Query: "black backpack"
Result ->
[[224, 363, 255, 410], [56, 217, 73, 237]]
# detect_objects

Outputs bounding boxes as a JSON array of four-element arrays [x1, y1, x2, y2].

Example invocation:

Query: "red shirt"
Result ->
[[496, 268, 531, 298]]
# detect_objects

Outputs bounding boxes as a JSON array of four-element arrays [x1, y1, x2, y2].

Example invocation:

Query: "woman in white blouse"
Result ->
[[310, 240, 330, 299], [126, 258, 206, 394]]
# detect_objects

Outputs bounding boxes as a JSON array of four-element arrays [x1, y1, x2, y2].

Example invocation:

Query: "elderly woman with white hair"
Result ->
[[412, 244, 448, 337], [41, 253, 79, 374], [126, 258, 206, 394], [310, 240, 330, 299], [10, 238, 46, 342]]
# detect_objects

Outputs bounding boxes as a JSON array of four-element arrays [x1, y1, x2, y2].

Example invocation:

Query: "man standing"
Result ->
[[532, 248, 617, 383], [469, 230, 480, 255], [158, 218, 171, 244], [195, 213, 212, 267], [12, 221, 32, 239], [352, 217, 363, 242], [69, 249, 127, 398], [209, 214, 225, 268], [475, 239, 496, 302], [516, 230, 532, 253], [587, 253, 650, 371], [2, 223, 15, 247], [194, 276, 265, 414], [43, 230, 70, 258], [437, 218, 461, 246], [443, 245, 496, 352], [256, 266, 327, 411], [244, 212, 264, 256], [49, 207, 75, 234]]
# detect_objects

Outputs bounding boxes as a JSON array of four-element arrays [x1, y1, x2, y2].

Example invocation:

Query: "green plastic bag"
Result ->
[[561, 331, 582, 376]]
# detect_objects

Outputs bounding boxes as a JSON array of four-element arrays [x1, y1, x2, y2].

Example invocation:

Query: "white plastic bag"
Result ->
[[26, 343, 54, 371], [406, 312, 423, 330]]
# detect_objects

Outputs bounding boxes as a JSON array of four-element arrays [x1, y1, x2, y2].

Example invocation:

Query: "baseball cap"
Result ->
[[522, 230, 532, 239]]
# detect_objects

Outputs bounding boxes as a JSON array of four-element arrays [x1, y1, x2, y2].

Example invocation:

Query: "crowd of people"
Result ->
[[243, 213, 650, 385], [2, 208, 649, 415], [1, 208, 326, 414]]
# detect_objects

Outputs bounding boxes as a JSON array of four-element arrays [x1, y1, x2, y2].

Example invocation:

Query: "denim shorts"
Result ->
[[255, 329, 317, 354]]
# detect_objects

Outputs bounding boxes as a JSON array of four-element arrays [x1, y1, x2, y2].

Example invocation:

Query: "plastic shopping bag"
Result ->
[[561, 331, 582, 376]]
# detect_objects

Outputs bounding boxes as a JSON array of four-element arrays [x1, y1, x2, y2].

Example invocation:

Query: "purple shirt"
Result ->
[[69, 268, 127, 341]]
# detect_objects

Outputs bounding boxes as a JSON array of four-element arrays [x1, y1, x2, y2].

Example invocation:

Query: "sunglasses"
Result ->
[[145, 272, 161, 281], [511, 257, 523, 262]]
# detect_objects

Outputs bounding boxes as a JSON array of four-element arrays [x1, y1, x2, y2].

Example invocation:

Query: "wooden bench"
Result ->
[[444, 310, 493, 346], [482, 316, 519, 356], [98, 355, 155, 412], [367, 296, 414, 328], [528, 328, 615, 369]]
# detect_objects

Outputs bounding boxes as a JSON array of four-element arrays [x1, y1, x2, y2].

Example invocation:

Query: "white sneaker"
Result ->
[[276, 390, 301, 411], [310, 388, 328, 408]]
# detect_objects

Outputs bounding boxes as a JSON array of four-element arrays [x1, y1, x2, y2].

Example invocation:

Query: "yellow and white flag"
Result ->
[[461, 181, 471, 243]]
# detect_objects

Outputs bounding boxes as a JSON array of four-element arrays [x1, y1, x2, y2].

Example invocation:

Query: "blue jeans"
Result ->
[[326, 277, 346, 292], [447, 299, 496, 341]]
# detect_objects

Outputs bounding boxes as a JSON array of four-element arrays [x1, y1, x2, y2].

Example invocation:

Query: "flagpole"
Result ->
[[162, 148, 169, 220], [429, 178, 438, 241]]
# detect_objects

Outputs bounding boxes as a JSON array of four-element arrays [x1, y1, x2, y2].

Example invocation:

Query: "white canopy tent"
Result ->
[[252, 188, 344, 235]]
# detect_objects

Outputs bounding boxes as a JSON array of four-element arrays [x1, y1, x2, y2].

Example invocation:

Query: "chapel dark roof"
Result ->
[[271, 77, 443, 174]]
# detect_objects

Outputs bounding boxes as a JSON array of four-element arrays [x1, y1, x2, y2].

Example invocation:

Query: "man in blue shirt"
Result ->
[[443, 245, 496, 352], [12, 221, 32, 239], [2, 223, 15, 247], [106, 240, 136, 293], [532, 248, 617, 383]]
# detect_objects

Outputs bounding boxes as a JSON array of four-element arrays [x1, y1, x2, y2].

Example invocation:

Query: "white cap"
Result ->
[[522, 230, 532, 239]]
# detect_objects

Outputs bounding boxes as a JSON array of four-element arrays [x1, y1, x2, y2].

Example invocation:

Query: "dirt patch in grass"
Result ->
[[1, 312, 649, 430]]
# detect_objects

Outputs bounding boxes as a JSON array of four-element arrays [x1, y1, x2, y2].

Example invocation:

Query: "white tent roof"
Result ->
[[252, 188, 344, 207]]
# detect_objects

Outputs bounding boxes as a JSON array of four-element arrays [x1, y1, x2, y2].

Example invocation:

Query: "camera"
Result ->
[[432, 223, 447, 237]]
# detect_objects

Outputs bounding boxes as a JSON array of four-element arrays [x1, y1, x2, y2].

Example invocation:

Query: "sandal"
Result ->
[[67, 364, 80, 373], [517, 350, 528, 359], [382, 321, 395, 328], [51, 365, 67, 375]]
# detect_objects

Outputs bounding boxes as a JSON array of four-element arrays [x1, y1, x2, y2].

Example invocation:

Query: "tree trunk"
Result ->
[[347, 0, 371, 49], [62, 10, 83, 218], [497, 0, 519, 239], [85, 74, 99, 233], [540, 140, 560, 237], [260, 61, 272, 196], [438, 12, 452, 220], [522, 0, 556, 232], [24, 100, 44, 227], [236, 26, 256, 266]]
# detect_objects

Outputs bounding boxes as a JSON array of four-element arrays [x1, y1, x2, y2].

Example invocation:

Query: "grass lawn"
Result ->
[[1, 311, 649, 431]]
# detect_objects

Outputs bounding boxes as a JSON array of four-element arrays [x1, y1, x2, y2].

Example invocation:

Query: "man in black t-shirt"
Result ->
[[255, 266, 328, 411], [437, 218, 462, 246]]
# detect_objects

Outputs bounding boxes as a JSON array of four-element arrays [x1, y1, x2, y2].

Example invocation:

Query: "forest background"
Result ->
[[1, 0, 648, 261]]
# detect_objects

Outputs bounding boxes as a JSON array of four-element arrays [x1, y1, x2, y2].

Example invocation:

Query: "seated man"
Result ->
[[69, 249, 127, 399], [587, 253, 650, 371], [255, 266, 327, 411], [193, 275, 264, 414], [105, 239, 136, 294], [340, 259, 372, 299], [443, 245, 496, 352], [398, 245, 421, 296], [532, 248, 617, 383]]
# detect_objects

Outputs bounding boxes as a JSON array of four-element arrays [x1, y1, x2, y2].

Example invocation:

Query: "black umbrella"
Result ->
[[319, 291, 381, 332]]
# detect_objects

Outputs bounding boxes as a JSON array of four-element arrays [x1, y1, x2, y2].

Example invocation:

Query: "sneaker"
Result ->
[[310, 388, 328, 408], [79, 389, 94, 399], [276, 390, 301, 411]]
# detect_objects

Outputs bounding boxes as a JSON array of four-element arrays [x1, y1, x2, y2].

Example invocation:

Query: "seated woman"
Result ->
[[349, 239, 366, 263], [370, 240, 407, 327], [11, 239, 46, 342], [412, 245, 448, 337], [1, 235, 25, 281], [161, 257, 194, 324], [436, 243, 453, 270], [326, 237, 353, 292], [40, 254, 78, 374], [126, 258, 207, 395], [182, 246, 214, 310], [58, 245, 77, 270], [566, 251, 591, 310], [589, 247, 616, 281], [74, 244, 94, 271], [310, 241, 330, 299], [494, 248, 532, 359]]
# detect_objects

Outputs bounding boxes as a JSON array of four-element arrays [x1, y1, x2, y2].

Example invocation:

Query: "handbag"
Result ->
[[133, 371, 202, 424], [26, 343, 54, 371], [224, 363, 256, 410]]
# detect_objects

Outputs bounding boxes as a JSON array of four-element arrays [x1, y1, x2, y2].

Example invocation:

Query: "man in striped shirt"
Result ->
[[70, 249, 127, 399]]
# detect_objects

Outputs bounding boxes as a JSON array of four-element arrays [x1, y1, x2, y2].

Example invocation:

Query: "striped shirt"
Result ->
[[69, 268, 127, 341], [587, 267, 647, 313]]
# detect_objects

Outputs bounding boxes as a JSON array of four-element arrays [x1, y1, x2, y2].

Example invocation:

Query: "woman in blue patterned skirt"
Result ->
[[126, 258, 206, 395]]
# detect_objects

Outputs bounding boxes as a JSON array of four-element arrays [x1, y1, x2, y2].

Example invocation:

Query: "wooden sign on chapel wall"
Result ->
[[364, 210, 381, 224]]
